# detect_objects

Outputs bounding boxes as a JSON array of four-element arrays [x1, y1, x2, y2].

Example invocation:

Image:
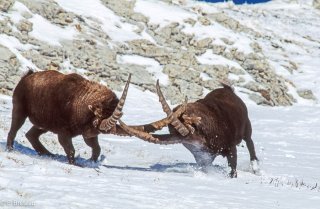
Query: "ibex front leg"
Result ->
[[83, 136, 101, 162], [58, 134, 76, 165]]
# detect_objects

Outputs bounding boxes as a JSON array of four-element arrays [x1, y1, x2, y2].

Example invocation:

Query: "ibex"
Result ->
[[7, 70, 131, 165], [120, 81, 259, 177]]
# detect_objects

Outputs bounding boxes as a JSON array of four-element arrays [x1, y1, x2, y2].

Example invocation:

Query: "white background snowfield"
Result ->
[[1, 0, 320, 209]]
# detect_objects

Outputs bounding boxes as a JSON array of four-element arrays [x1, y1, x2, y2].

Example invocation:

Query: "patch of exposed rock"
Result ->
[[0, 0, 14, 12], [18, 0, 75, 26], [297, 89, 316, 101], [0, 0, 314, 106], [207, 12, 261, 38], [0, 45, 20, 95], [231, 51, 295, 106], [0, 17, 13, 34], [100, 0, 149, 24], [314, 0, 320, 9], [16, 19, 33, 34]]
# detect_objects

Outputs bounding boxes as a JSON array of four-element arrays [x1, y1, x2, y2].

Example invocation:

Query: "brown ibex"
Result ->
[[7, 70, 131, 165], [120, 81, 259, 177]]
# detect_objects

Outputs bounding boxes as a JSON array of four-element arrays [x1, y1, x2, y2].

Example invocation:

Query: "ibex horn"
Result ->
[[99, 74, 131, 131], [119, 120, 182, 145], [156, 80, 190, 136]]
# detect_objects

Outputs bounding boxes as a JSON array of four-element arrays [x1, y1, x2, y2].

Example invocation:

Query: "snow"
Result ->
[[2, 2, 31, 24], [200, 72, 212, 81], [197, 49, 243, 69], [134, 0, 197, 27], [197, 50, 255, 84], [206, 0, 320, 100], [55, 0, 142, 42], [117, 55, 169, 85], [1, 88, 320, 208], [0, 34, 39, 70], [228, 73, 240, 81], [182, 22, 254, 54], [0, 1, 78, 47], [29, 14, 78, 46], [1, 0, 320, 208]]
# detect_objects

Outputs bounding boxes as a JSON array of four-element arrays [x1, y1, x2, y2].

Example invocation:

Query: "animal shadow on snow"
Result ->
[[1, 142, 228, 174], [0, 141, 102, 168], [103, 163, 227, 175]]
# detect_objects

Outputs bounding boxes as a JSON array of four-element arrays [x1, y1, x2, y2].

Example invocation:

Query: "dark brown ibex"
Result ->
[[120, 81, 259, 177], [7, 70, 131, 165]]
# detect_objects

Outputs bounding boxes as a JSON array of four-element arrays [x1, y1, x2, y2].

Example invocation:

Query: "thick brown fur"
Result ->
[[7, 70, 122, 164], [168, 85, 258, 177]]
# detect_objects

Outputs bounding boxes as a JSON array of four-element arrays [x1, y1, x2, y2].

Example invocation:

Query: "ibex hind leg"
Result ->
[[6, 102, 27, 151], [26, 126, 52, 156], [243, 121, 258, 161], [243, 121, 260, 174], [227, 145, 238, 178]]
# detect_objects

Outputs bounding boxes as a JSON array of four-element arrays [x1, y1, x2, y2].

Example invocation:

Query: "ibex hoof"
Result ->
[[229, 170, 237, 178], [6, 146, 13, 152]]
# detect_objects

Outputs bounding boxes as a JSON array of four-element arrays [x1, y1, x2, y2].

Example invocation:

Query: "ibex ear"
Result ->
[[89, 105, 103, 118], [88, 105, 95, 113]]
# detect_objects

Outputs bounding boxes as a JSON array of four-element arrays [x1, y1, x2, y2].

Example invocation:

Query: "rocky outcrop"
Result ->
[[234, 52, 295, 106], [207, 12, 261, 37], [0, 0, 14, 12], [16, 19, 33, 34], [0, 45, 20, 95], [0, 0, 315, 105], [19, 0, 75, 26], [297, 89, 316, 100], [100, 0, 149, 24], [314, 0, 320, 9], [0, 17, 12, 34]]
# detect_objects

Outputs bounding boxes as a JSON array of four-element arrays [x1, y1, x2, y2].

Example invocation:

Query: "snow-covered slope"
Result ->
[[1, 88, 320, 209], [1, 0, 320, 208], [1, 0, 319, 105]]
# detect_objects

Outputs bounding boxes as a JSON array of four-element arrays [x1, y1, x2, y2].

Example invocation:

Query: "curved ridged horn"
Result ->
[[127, 104, 187, 133], [119, 120, 182, 145], [156, 80, 190, 136], [99, 74, 131, 131]]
